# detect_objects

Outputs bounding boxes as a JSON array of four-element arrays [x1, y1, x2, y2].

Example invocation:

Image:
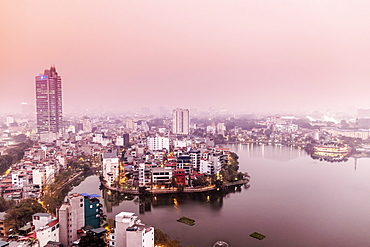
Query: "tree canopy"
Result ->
[[5, 198, 45, 233], [155, 229, 182, 247], [79, 232, 107, 247]]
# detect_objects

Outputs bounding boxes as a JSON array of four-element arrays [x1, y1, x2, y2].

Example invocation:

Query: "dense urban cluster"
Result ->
[[0, 67, 369, 246]]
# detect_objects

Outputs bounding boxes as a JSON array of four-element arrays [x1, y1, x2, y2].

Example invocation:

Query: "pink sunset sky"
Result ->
[[1, 0, 370, 115]]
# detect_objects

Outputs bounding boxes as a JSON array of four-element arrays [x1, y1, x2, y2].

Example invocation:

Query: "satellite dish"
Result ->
[[213, 241, 229, 247]]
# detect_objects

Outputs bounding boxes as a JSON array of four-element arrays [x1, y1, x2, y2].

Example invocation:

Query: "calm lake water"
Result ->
[[71, 144, 370, 247]]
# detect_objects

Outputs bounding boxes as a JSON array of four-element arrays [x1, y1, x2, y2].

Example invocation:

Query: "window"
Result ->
[[80, 204, 83, 207]]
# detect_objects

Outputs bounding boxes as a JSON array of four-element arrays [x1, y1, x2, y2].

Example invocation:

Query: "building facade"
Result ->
[[172, 108, 190, 135], [58, 194, 85, 247], [35, 66, 63, 134], [147, 136, 170, 151], [102, 150, 120, 187], [109, 212, 154, 247]]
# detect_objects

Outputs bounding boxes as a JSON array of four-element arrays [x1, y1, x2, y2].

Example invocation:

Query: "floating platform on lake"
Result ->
[[250, 232, 266, 240], [177, 217, 195, 226]]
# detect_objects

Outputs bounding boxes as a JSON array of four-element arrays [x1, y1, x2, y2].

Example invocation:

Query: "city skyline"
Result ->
[[1, 1, 370, 115]]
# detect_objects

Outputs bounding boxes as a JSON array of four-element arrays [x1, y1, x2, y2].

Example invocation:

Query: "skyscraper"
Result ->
[[35, 66, 63, 134], [172, 108, 190, 135]]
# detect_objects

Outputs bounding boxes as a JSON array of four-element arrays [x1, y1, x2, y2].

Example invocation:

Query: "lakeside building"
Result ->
[[58, 193, 103, 247], [172, 108, 190, 135], [138, 163, 151, 187], [324, 128, 370, 140], [109, 212, 154, 247], [102, 150, 119, 187], [35, 66, 63, 141]]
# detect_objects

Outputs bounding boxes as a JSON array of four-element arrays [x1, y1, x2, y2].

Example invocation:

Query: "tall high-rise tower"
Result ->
[[172, 108, 190, 135], [35, 66, 63, 133]]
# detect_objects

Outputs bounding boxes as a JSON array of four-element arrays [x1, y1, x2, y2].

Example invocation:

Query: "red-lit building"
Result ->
[[174, 169, 186, 186]]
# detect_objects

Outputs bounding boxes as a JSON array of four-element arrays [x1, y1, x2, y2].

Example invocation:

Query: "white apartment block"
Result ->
[[152, 167, 172, 184], [109, 212, 154, 247], [82, 117, 92, 133], [58, 193, 85, 247], [32, 169, 45, 187], [172, 108, 190, 135], [173, 140, 192, 149], [200, 159, 213, 175], [274, 124, 299, 133], [152, 151, 166, 164], [217, 122, 226, 135], [33, 213, 59, 247], [126, 118, 134, 131], [116, 136, 124, 146], [325, 128, 370, 140], [208, 154, 223, 175], [12, 171, 28, 188], [147, 136, 170, 151], [102, 150, 120, 187], [189, 150, 201, 171], [139, 163, 151, 187]]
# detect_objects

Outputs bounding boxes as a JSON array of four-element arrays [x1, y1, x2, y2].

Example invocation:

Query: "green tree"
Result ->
[[0, 197, 15, 212], [0, 155, 13, 174], [5, 199, 45, 232], [12, 134, 27, 143], [79, 232, 107, 247], [192, 176, 209, 187], [219, 152, 240, 182], [154, 229, 182, 247]]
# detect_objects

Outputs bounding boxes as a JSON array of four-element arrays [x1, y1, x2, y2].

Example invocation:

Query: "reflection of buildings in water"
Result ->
[[102, 187, 134, 213], [350, 152, 370, 171], [101, 184, 248, 214], [242, 143, 306, 161], [310, 151, 349, 163], [139, 196, 152, 214]]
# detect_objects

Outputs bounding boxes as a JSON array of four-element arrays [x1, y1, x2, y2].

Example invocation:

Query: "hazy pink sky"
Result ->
[[1, 1, 370, 115]]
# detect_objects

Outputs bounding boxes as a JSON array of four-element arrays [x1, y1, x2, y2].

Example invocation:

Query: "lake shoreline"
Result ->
[[100, 178, 250, 195]]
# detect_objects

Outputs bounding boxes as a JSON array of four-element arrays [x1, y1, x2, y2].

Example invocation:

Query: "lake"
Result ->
[[72, 144, 370, 246]]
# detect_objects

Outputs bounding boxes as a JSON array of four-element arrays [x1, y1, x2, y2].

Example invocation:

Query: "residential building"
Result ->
[[147, 136, 170, 151], [109, 212, 154, 247], [102, 150, 119, 187], [57, 193, 103, 246], [35, 66, 63, 135], [138, 163, 151, 187], [32, 213, 60, 247], [176, 155, 192, 175], [58, 193, 85, 247], [82, 193, 103, 228], [172, 108, 190, 135], [152, 167, 172, 185], [189, 150, 201, 172]]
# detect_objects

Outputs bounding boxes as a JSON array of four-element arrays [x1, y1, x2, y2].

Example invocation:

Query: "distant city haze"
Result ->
[[1, 1, 370, 115]]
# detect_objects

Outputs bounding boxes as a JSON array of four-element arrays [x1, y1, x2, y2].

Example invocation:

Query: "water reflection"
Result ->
[[101, 184, 248, 214], [233, 143, 306, 161], [310, 151, 350, 163]]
